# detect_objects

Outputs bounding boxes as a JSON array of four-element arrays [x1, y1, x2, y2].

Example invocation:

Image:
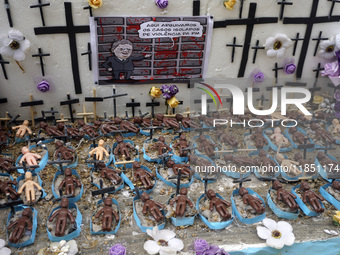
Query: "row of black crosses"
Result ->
[[219, 0, 340, 79]]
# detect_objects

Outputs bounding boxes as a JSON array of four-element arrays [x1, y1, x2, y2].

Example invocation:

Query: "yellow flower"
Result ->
[[167, 97, 179, 108], [150, 87, 162, 98], [223, 0, 236, 10], [333, 211, 340, 224], [88, 0, 103, 9], [313, 95, 324, 104]]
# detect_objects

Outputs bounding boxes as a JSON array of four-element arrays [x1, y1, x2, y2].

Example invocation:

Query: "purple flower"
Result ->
[[284, 63, 296, 74], [203, 245, 230, 255], [160, 84, 172, 99], [335, 90, 340, 101], [322, 61, 340, 77], [169, 85, 179, 96], [194, 239, 210, 255], [253, 72, 265, 83], [37, 80, 50, 92], [109, 244, 126, 255], [155, 0, 168, 9], [336, 50, 340, 64]]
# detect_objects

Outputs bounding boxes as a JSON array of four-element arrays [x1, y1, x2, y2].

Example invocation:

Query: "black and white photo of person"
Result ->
[[102, 39, 152, 80]]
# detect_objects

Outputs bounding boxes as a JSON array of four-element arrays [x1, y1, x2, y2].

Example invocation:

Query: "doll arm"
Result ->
[[145, 171, 154, 178], [67, 211, 75, 223], [17, 183, 26, 194], [49, 210, 59, 222], [33, 153, 42, 159], [221, 199, 231, 207], [74, 177, 82, 187], [209, 200, 214, 211], [26, 218, 33, 230], [112, 209, 119, 222], [7, 219, 18, 229], [277, 190, 282, 201], [315, 193, 325, 201], [169, 197, 178, 206], [242, 196, 248, 205], [58, 179, 66, 190], [89, 148, 97, 156], [302, 192, 307, 203], [19, 155, 27, 164], [154, 201, 164, 209], [104, 148, 110, 157], [142, 203, 148, 214], [12, 126, 19, 130], [187, 197, 194, 207], [126, 143, 134, 149], [95, 208, 104, 218], [7, 180, 17, 186], [33, 182, 43, 191], [26, 127, 32, 135], [288, 191, 297, 199]]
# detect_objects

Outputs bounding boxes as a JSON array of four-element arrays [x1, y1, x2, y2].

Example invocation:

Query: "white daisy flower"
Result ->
[[335, 34, 340, 52], [256, 218, 295, 249], [143, 226, 184, 255], [319, 36, 336, 60], [0, 239, 11, 255], [265, 34, 292, 58], [0, 29, 30, 62]]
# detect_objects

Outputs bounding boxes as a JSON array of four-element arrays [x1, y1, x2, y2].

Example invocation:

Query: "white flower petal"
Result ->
[[265, 37, 275, 49], [335, 34, 340, 50], [144, 240, 160, 255], [0, 46, 15, 58], [282, 232, 295, 246], [20, 39, 30, 52], [266, 236, 285, 249], [146, 228, 155, 240], [8, 29, 24, 41], [0, 247, 11, 255], [263, 218, 277, 231], [257, 226, 271, 240], [282, 39, 292, 48], [275, 33, 289, 42], [168, 238, 184, 251], [1, 37, 12, 47], [13, 50, 26, 61], [157, 229, 176, 242], [320, 40, 333, 50], [266, 49, 277, 57], [0, 239, 5, 249], [159, 246, 177, 255], [276, 48, 287, 58], [277, 221, 293, 235]]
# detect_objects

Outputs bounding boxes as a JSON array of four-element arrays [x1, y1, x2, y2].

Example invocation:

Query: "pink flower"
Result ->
[[322, 61, 340, 77]]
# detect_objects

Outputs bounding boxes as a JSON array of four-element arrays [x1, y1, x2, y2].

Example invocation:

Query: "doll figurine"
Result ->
[[133, 161, 154, 190], [196, 134, 217, 158], [55, 141, 75, 161], [133, 116, 162, 127], [175, 114, 200, 129], [331, 180, 340, 191], [78, 119, 99, 138], [56, 123, 84, 139], [169, 187, 194, 217], [0, 126, 10, 143], [12, 120, 32, 138], [17, 171, 42, 203], [39, 121, 64, 136], [99, 121, 119, 135], [270, 127, 288, 146], [217, 129, 238, 148], [289, 127, 309, 144], [156, 114, 179, 129], [89, 139, 110, 161], [58, 168, 82, 197], [98, 163, 122, 185], [207, 189, 231, 220], [166, 160, 192, 177], [316, 152, 338, 168], [114, 135, 134, 160], [331, 119, 340, 134], [95, 197, 119, 232], [0, 179, 19, 200], [272, 180, 299, 210], [19, 147, 42, 166], [48, 197, 75, 237], [256, 150, 277, 176], [250, 128, 268, 149], [294, 153, 315, 175], [189, 154, 210, 167], [172, 134, 190, 157], [0, 156, 13, 172], [7, 207, 33, 243], [239, 187, 265, 214], [141, 192, 164, 222], [300, 182, 324, 213], [114, 118, 140, 133], [276, 153, 302, 176], [224, 154, 256, 166], [310, 122, 335, 144], [152, 136, 172, 156]]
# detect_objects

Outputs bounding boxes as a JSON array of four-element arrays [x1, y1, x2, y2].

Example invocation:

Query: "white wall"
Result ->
[[0, 0, 339, 123]]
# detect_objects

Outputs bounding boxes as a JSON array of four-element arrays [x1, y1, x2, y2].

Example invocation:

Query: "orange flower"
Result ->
[[88, 0, 103, 9], [150, 87, 162, 98], [167, 97, 179, 108], [223, 0, 237, 10]]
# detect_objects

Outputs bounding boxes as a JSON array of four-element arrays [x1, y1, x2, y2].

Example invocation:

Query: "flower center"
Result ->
[[271, 230, 282, 239], [157, 239, 168, 247], [273, 41, 282, 50], [326, 45, 335, 53], [9, 40, 20, 50]]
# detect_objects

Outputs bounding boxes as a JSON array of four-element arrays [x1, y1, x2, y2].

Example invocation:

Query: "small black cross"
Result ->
[[60, 94, 79, 123], [0, 54, 9, 80], [251, 40, 265, 63], [297, 138, 315, 159], [35, 107, 58, 123], [283, 0, 340, 78], [83, 5, 93, 17], [81, 42, 92, 71], [313, 63, 324, 78], [4, 0, 13, 27], [146, 98, 160, 118], [142, 120, 163, 139], [12, 162, 39, 173], [317, 141, 336, 155], [239, 0, 244, 18], [34, 2, 90, 94], [226, 37, 243, 63], [126, 98, 140, 118], [6, 113, 20, 126], [272, 63, 283, 84], [85, 154, 104, 172], [257, 94, 269, 109], [169, 169, 183, 195], [266, 84, 284, 92], [47, 156, 71, 175], [312, 31, 328, 56], [172, 101, 183, 115], [233, 175, 251, 189], [32, 48, 50, 77], [291, 33, 304, 56], [277, 0, 293, 20], [105, 88, 128, 118], [328, 0, 340, 18], [214, 3, 278, 77], [202, 172, 216, 199], [30, 0, 50, 26], [175, 123, 188, 136]]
